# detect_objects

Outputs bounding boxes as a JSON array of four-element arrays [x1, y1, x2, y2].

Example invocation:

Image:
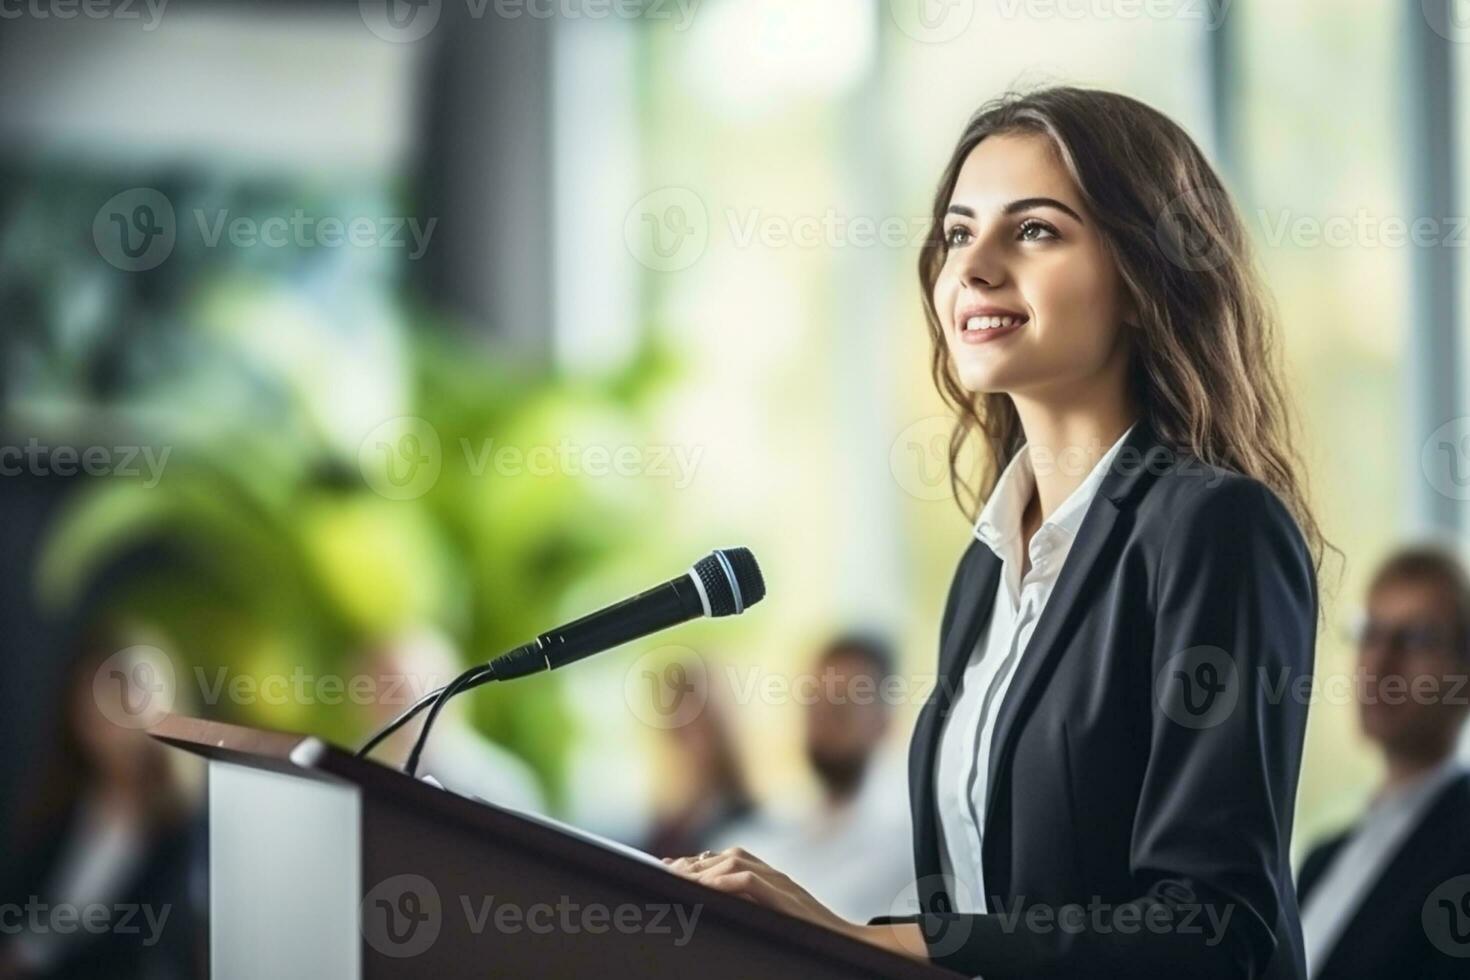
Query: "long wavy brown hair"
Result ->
[[919, 86, 1336, 584]]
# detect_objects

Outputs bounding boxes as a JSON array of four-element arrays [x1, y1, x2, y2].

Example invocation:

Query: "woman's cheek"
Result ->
[[933, 283, 956, 335], [1044, 266, 1115, 356]]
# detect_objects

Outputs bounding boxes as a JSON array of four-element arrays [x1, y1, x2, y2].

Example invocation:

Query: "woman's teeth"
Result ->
[[963, 314, 1026, 332]]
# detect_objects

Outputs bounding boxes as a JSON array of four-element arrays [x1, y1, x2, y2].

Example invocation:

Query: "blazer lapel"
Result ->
[[938, 544, 1003, 701], [911, 540, 1001, 896], [980, 419, 1166, 881]]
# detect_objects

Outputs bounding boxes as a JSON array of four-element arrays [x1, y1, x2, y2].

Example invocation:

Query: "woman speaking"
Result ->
[[668, 87, 1327, 979]]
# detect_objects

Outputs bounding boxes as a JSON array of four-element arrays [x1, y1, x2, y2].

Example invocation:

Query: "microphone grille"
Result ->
[[694, 547, 766, 617]]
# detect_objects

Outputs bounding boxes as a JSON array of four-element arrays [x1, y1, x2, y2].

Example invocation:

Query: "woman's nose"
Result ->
[[956, 238, 1005, 290]]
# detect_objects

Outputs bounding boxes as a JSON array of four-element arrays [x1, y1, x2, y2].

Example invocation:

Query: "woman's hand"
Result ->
[[664, 846, 859, 937], [662, 847, 929, 961]]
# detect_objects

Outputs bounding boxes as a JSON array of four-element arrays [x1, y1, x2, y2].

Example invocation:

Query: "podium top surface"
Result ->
[[150, 714, 958, 979]]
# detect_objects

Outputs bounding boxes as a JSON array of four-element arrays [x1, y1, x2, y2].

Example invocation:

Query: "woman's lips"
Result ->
[[956, 313, 1028, 344]]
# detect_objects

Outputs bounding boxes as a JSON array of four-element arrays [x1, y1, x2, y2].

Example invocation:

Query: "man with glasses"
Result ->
[[1297, 544, 1470, 979]]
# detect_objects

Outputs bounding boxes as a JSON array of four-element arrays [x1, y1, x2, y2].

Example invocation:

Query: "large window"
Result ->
[[1233, 0, 1421, 843]]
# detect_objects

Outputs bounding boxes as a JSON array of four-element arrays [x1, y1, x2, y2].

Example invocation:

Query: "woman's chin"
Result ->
[[953, 365, 1013, 394]]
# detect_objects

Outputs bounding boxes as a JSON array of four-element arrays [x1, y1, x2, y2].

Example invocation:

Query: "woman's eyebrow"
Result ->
[[945, 197, 1085, 224]]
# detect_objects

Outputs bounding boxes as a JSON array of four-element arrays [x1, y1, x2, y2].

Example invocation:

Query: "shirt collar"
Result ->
[[973, 420, 1138, 557]]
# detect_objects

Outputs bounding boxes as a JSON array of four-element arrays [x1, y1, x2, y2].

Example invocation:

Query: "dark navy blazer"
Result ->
[[875, 417, 1317, 980]]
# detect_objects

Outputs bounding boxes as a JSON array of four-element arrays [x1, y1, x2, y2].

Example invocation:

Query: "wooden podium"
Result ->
[[151, 715, 957, 979]]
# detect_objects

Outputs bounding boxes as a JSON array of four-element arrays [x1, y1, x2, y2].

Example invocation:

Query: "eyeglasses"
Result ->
[[1345, 612, 1463, 657]]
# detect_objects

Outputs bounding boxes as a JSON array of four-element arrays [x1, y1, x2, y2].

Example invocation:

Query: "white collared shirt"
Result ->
[[934, 422, 1136, 913], [1300, 756, 1466, 977]]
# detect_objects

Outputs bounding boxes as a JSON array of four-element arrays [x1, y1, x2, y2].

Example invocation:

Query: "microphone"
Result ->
[[357, 548, 765, 773], [489, 546, 766, 682]]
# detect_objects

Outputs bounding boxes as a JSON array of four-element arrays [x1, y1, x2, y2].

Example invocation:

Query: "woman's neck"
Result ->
[[1010, 391, 1139, 522]]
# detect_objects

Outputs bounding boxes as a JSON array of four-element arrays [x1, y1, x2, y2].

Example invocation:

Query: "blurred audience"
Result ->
[[1, 632, 204, 980], [358, 627, 546, 814], [710, 633, 914, 922], [643, 656, 755, 859], [1298, 545, 1470, 979]]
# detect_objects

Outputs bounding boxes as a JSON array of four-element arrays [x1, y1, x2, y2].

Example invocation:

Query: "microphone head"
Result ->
[[693, 547, 766, 617]]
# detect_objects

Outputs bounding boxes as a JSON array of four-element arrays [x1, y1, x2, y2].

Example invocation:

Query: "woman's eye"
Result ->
[[1018, 219, 1058, 242], [944, 225, 972, 248]]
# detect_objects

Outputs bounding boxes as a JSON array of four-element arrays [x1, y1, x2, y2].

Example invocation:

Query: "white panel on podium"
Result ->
[[210, 760, 361, 980]]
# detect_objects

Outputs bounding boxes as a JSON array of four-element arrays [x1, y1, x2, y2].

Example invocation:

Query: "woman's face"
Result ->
[[933, 131, 1132, 397]]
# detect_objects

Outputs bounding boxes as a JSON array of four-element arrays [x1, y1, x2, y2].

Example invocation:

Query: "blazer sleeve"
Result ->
[[873, 477, 1317, 980]]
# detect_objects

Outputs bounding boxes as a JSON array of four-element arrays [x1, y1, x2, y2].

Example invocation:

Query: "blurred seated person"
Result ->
[[1298, 545, 1470, 979], [643, 655, 755, 859], [1, 634, 204, 979], [359, 627, 545, 814], [708, 633, 915, 922]]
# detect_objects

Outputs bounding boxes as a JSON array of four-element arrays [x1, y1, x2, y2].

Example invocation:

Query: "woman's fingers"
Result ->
[[699, 846, 765, 872], [666, 849, 788, 902], [698, 867, 791, 909], [662, 849, 853, 938], [666, 846, 808, 917], [666, 846, 763, 877]]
